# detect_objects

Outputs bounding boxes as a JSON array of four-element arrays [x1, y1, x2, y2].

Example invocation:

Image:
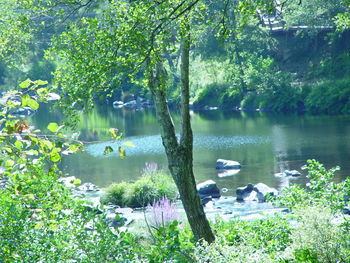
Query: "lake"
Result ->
[[31, 105, 350, 194]]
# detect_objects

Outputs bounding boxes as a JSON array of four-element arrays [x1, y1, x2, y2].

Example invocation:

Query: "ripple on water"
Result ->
[[85, 134, 270, 157]]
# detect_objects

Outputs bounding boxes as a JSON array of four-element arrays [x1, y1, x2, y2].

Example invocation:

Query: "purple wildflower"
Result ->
[[147, 197, 178, 228]]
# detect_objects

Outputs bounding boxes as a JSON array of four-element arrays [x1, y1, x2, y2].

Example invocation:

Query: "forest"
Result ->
[[1, 0, 350, 262]]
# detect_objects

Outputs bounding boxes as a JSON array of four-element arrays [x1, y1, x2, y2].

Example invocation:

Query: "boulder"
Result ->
[[197, 180, 221, 199], [105, 213, 127, 227], [216, 159, 241, 170], [236, 183, 278, 202], [123, 100, 138, 109], [77, 182, 100, 192], [58, 176, 79, 188], [47, 92, 61, 102], [275, 170, 302, 177], [13, 106, 35, 117], [112, 100, 124, 108]]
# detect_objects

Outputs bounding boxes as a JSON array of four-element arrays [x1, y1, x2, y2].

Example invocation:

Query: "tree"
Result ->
[[55, 0, 217, 243], [1, 0, 278, 243]]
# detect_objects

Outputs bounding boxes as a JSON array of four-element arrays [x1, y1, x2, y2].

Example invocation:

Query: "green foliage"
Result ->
[[213, 217, 292, 253], [101, 170, 177, 208], [305, 78, 350, 114], [280, 207, 350, 263], [0, 81, 140, 262], [276, 160, 350, 212], [142, 221, 195, 263]]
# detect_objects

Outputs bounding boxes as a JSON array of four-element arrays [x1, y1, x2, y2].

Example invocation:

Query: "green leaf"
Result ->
[[5, 159, 14, 168], [104, 146, 114, 156], [27, 98, 39, 110], [47, 122, 59, 133], [72, 178, 81, 186], [34, 222, 44, 229], [37, 87, 48, 97], [14, 140, 23, 150], [123, 141, 135, 147], [34, 80, 48, 86], [19, 79, 32, 89], [50, 152, 61, 162], [109, 128, 119, 140], [118, 146, 126, 159]]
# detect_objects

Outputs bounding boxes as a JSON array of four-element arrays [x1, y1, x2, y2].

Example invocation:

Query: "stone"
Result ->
[[236, 183, 278, 202], [47, 92, 61, 101], [275, 170, 302, 177], [13, 106, 35, 117], [105, 213, 127, 227], [112, 100, 124, 108], [123, 100, 137, 109], [201, 196, 213, 206], [77, 182, 100, 192], [342, 208, 350, 215], [58, 176, 78, 188], [197, 180, 221, 199], [216, 159, 241, 170]]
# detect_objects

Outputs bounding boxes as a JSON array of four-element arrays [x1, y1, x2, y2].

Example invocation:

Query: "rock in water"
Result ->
[[275, 170, 302, 177], [236, 183, 278, 202], [216, 159, 241, 170], [197, 180, 221, 199]]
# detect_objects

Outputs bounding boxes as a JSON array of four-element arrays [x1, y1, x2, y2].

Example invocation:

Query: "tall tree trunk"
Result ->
[[146, 35, 215, 243]]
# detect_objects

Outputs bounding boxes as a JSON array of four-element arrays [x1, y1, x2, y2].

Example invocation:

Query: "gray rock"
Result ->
[[236, 183, 278, 202], [47, 92, 61, 101], [201, 196, 213, 206], [77, 182, 100, 192], [216, 159, 241, 170], [105, 213, 127, 227], [342, 208, 350, 215], [13, 106, 35, 117], [123, 100, 137, 109], [197, 180, 221, 199], [58, 176, 78, 188], [275, 170, 302, 177], [112, 100, 124, 108]]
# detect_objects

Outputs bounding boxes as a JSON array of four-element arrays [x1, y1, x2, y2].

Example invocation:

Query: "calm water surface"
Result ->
[[31, 105, 350, 194]]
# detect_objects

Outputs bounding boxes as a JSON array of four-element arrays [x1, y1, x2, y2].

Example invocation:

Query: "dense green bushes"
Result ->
[[305, 78, 350, 114], [101, 169, 178, 208]]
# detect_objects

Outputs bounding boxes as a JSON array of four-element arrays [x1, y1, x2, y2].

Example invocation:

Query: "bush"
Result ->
[[280, 207, 350, 263], [221, 88, 243, 109], [193, 82, 230, 108], [101, 170, 178, 208], [276, 159, 350, 212], [305, 78, 350, 114]]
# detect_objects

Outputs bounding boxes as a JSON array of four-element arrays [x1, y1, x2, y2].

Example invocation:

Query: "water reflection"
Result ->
[[29, 105, 350, 192]]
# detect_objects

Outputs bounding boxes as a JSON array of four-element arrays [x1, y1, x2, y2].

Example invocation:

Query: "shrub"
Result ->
[[101, 170, 178, 208], [0, 81, 139, 262], [220, 88, 243, 109], [193, 82, 230, 108], [280, 206, 350, 263], [276, 159, 350, 212], [305, 78, 350, 114]]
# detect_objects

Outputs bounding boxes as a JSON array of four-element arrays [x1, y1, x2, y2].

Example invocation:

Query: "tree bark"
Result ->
[[146, 35, 215, 243]]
